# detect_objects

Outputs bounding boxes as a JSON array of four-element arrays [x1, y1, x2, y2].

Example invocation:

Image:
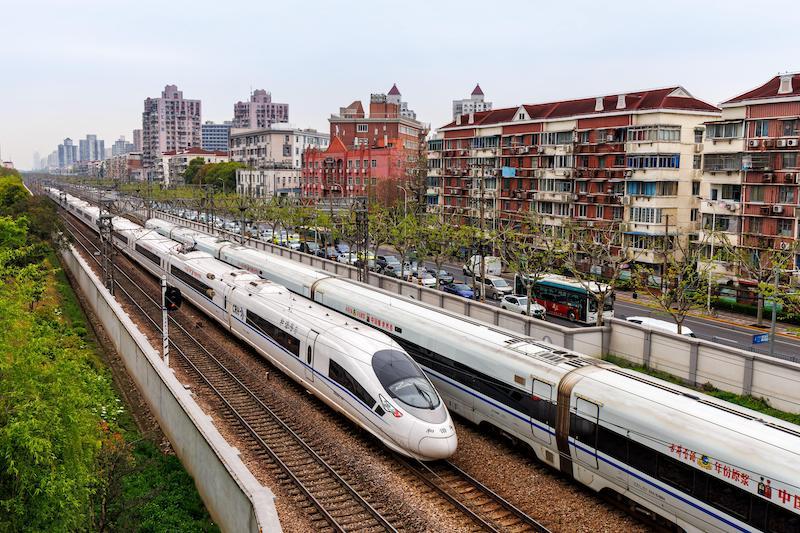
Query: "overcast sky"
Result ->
[[2, 0, 799, 169]]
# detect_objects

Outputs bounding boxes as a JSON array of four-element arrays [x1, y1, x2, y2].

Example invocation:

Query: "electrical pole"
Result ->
[[707, 207, 716, 314], [479, 162, 486, 302], [662, 213, 670, 292], [161, 275, 169, 367], [97, 200, 115, 295], [769, 264, 778, 359]]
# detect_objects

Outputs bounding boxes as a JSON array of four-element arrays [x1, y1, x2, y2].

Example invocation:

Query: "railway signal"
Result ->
[[165, 286, 183, 311]]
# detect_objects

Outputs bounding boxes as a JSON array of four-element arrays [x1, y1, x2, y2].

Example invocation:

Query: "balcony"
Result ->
[[533, 191, 572, 203], [700, 200, 741, 216]]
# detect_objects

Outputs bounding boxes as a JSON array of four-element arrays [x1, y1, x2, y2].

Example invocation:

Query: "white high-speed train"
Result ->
[[48, 188, 457, 461], [147, 217, 800, 533]]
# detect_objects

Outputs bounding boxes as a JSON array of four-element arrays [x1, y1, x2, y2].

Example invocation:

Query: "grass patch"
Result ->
[[603, 354, 800, 426]]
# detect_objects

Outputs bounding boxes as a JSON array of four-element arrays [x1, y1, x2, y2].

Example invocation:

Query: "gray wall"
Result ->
[[60, 245, 281, 533]]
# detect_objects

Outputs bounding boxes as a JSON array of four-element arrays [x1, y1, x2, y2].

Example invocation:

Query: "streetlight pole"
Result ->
[[396, 185, 408, 217], [769, 267, 800, 358], [707, 205, 717, 314]]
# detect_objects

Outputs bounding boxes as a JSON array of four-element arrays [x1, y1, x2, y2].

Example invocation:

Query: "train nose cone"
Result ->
[[416, 433, 458, 460]]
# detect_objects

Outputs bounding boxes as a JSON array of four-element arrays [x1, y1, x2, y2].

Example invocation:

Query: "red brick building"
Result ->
[[427, 87, 719, 271], [302, 87, 426, 204], [698, 73, 800, 281]]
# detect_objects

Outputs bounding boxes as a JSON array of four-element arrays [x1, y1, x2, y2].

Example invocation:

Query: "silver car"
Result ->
[[501, 295, 546, 319]]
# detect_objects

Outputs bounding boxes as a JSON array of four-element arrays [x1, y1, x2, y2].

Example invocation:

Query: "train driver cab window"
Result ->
[[372, 349, 440, 410]]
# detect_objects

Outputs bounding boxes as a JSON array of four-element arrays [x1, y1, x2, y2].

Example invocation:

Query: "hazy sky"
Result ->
[[2, 0, 799, 169]]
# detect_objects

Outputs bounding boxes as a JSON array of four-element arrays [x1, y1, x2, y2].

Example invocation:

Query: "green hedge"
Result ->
[[712, 298, 800, 326]]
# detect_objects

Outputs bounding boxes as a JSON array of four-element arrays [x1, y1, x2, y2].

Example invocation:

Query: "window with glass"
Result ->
[[630, 207, 663, 223], [753, 120, 770, 137], [706, 122, 742, 139], [782, 152, 797, 169], [721, 185, 741, 201], [779, 186, 795, 204], [704, 153, 743, 172], [627, 154, 681, 169], [750, 186, 765, 202], [782, 119, 798, 137]]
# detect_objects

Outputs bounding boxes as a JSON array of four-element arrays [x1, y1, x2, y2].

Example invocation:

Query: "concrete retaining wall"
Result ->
[[60, 245, 281, 533], [607, 317, 800, 413]]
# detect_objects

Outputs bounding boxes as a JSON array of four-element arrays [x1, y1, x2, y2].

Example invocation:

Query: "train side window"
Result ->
[[707, 476, 750, 520], [569, 413, 597, 446], [749, 496, 767, 531], [767, 504, 800, 533], [627, 440, 658, 477], [328, 360, 375, 409], [597, 425, 628, 462], [657, 455, 694, 493]]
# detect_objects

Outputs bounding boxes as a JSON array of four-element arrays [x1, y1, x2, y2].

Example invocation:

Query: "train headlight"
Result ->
[[379, 394, 402, 418]]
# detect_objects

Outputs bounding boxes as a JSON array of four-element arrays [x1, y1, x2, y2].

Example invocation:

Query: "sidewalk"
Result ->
[[614, 290, 800, 338]]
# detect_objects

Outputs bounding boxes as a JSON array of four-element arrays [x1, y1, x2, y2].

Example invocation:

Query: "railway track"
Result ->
[[58, 205, 551, 533], [60, 213, 397, 533]]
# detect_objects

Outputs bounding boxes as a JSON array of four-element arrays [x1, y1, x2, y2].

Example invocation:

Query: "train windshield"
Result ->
[[372, 349, 440, 410]]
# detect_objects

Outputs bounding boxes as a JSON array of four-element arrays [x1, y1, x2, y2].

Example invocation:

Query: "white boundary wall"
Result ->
[[138, 209, 800, 414], [60, 244, 281, 533]]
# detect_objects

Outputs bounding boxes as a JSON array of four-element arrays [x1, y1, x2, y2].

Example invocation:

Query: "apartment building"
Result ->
[[232, 89, 288, 129], [452, 84, 492, 118], [201, 121, 232, 152], [78, 134, 105, 162], [428, 87, 720, 274], [698, 73, 800, 281], [230, 124, 328, 197], [301, 89, 426, 204], [105, 152, 143, 182], [141, 84, 202, 179], [57, 138, 77, 169], [156, 147, 228, 185]]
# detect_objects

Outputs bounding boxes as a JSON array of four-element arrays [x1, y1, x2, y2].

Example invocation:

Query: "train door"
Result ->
[[574, 398, 599, 469], [531, 379, 553, 445], [304, 330, 318, 382]]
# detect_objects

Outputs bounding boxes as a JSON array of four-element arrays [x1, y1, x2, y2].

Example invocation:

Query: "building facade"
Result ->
[[232, 89, 288, 129], [156, 148, 228, 185], [132, 129, 142, 151], [141, 84, 202, 179], [428, 87, 720, 274], [386, 84, 417, 120], [201, 121, 232, 152], [57, 138, 77, 168], [301, 90, 426, 203], [231, 124, 328, 197], [698, 73, 800, 282], [111, 136, 135, 156], [106, 152, 143, 181], [452, 84, 492, 118], [78, 134, 105, 161]]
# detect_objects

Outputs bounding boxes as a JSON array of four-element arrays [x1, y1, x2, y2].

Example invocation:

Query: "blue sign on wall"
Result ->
[[501, 166, 517, 178], [752, 333, 770, 345]]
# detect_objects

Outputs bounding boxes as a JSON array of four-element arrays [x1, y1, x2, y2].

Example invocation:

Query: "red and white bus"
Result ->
[[514, 273, 614, 325]]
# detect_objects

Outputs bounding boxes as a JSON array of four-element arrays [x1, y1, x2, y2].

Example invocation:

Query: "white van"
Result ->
[[625, 316, 696, 338], [463, 255, 502, 276]]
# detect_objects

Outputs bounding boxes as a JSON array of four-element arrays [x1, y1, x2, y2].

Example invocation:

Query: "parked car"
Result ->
[[300, 242, 320, 255], [442, 283, 475, 299], [501, 295, 546, 319], [475, 275, 513, 300], [431, 269, 454, 284], [337, 252, 359, 265], [625, 316, 696, 338], [376, 255, 402, 272], [322, 246, 339, 260], [335, 243, 350, 255], [463, 255, 502, 276], [287, 241, 301, 251], [411, 270, 437, 288]]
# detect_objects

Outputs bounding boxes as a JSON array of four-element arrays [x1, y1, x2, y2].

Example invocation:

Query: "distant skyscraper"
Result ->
[[78, 134, 105, 161], [452, 84, 492, 118], [32, 151, 40, 170], [111, 136, 135, 157], [232, 89, 288, 129], [141, 84, 202, 178], [58, 138, 77, 168], [132, 129, 142, 151], [201, 121, 232, 152]]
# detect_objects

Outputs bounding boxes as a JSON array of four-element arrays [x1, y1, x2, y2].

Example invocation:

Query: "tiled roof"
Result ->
[[722, 74, 800, 104], [471, 84, 484, 96], [388, 83, 401, 95], [441, 87, 720, 129]]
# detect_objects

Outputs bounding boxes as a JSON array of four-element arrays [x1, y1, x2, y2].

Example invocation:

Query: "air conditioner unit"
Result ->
[[796, 174, 800, 184], [777, 139, 788, 148], [537, 146, 545, 153], [780, 241, 790, 250], [565, 145, 573, 153], [606, 134, 615, 142], [622, 196, 631, 205], [773, 205, 784, 214], [788, 139, 799, 147], [748, 139, 760, 148], [571, 194, 579, 201], [624, 170, 633, 177], [587, 220, 595, 227]]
